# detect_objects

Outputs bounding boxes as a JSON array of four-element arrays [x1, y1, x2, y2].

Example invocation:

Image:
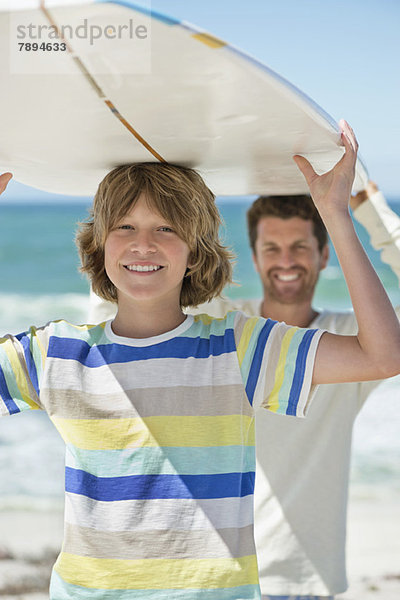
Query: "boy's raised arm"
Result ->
[[294, 120, 400, 384]]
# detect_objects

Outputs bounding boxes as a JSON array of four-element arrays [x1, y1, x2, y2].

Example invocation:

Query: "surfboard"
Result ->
[[0, 0, 368, 196]]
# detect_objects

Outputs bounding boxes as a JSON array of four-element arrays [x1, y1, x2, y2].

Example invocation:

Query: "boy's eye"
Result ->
[[118, 224, 133, 230], [159, 226, 173, 232]]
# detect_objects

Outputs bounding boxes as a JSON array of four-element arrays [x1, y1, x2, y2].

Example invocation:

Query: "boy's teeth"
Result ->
[[127, 265, 161, 272]]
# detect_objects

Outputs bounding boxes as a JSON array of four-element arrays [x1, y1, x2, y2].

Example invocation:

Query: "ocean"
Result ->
[[0, 198, 399, 507]]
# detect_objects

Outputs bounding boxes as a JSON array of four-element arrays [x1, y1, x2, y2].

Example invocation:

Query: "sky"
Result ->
[[4, 0, 400, 200]]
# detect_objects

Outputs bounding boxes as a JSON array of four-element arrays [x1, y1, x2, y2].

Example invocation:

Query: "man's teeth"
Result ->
[[277, 273, 299, 282], [126, 265, 162, 272]]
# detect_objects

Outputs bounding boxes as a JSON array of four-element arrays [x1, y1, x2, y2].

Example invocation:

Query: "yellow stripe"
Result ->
[[55, 552, 258, 589], [192, 32, 227, 49], [268, 328, 297, 412], [28, 326, 47, 367], [195, 313, 215, 325], [194, 314, 227, 326], [51, 415, 255, 450], [236, 317, 259, 367], [3, 342, 40, 410]]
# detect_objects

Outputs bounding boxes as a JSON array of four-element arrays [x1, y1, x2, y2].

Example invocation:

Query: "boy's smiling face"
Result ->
[[104, 193, 192, 312]]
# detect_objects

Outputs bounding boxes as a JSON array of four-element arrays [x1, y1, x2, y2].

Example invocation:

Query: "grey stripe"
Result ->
[[65, 494, 254, 531], [63, 522, 255, 560], [43, 354, 243, 395], [41, 384, 252, 419], [233, 312, 247, 347]]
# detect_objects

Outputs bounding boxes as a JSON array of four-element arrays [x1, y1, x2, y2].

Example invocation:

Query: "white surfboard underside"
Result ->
[[0, 0, 368, 196]]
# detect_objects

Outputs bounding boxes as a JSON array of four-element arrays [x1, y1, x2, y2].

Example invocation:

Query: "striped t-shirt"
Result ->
[[0, 311, 323, 599]]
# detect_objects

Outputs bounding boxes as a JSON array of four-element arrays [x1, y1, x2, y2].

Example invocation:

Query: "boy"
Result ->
[[0, 121, 399, 599]]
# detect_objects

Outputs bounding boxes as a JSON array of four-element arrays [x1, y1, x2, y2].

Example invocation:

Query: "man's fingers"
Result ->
[[0, 172, 12, 195], [293, 155, 317, 185]]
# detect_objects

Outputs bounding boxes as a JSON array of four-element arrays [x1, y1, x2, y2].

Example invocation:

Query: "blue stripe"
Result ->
[[50, 570, 260, 599], [0, 363, 20, 415], [47, 331, 236, 366], [286, 329, 318, 415], [245, 320, 276, 405], [95, 0, 181, 26], [15, 332, 39, 397], [65, 467, 255, 501]]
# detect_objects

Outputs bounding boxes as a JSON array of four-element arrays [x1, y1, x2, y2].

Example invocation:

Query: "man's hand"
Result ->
[[0, 172, 12, 195], [293, 120, 358, 218], [350, 180, 379, 211]]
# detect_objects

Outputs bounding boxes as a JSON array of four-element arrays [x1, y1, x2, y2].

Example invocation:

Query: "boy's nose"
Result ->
[[130, 231, 156, 253]]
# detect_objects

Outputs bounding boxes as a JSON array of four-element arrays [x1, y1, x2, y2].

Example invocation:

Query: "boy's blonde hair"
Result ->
[[76, 163, 234, 307]]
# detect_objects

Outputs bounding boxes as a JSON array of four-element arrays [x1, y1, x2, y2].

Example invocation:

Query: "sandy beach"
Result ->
[[0, 492, 399, 599], [0, 507, 62, 599], [336, 492, 400, 600]]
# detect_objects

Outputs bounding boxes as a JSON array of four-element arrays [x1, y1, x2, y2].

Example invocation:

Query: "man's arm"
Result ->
[[351, 181, 400, 283], [294, 121, 400, 385], [0, 172, 12, 194]]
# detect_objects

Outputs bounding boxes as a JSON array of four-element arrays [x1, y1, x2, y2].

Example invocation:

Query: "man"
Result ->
[[88, 181, 400, 599], [199, 181, 400, 600]]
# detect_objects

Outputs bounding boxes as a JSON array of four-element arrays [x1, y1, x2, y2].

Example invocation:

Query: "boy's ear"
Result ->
[[184, 262, 193, 278], [187, 251, 196, 270]]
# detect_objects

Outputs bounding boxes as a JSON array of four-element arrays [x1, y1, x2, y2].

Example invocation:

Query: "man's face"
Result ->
[[252, 216, 329, 305]]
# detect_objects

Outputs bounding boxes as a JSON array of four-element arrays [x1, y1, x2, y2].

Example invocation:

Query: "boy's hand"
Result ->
[[0, 172, 12, 195], [293, 120, 358, 218]]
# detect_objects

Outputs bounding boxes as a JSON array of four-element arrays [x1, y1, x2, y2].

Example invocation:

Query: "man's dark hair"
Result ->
[[247, 194, 328, 252]]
